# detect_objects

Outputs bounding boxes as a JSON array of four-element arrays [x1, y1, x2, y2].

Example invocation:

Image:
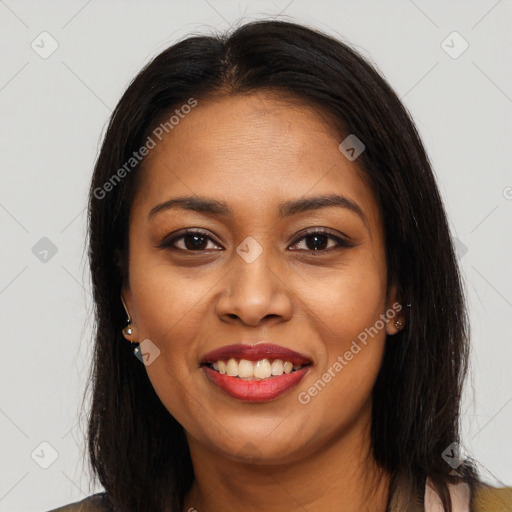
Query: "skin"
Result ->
[[121, 91, 404, 512]]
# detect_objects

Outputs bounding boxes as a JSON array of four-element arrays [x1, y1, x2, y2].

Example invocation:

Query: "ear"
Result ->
[[385, 282, 405, 336]]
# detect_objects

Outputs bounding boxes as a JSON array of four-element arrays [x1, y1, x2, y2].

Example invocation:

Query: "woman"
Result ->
[[46, 19, 511, 512]]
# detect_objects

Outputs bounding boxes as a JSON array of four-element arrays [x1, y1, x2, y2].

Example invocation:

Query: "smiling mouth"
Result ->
[[200, 359, 312, 403], [200, 358, 312, 380]]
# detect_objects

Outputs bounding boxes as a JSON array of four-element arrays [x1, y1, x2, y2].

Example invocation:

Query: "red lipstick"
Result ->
[[200, 343, 312, 402], [202, 366, 310, 402]]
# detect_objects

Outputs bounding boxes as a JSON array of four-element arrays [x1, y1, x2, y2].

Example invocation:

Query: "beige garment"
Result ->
[[424, 477, 471, 512]]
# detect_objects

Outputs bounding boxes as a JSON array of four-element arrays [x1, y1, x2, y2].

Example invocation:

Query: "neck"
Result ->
[[182, 406, 391, 512]]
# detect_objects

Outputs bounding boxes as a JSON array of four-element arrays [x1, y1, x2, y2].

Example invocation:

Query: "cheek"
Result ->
[[297, 252, 387, 345], [295, 257, 387, 408], [127, 260, 210, 433], [129, 253, 212, 343], [126, 258, 216, 424]]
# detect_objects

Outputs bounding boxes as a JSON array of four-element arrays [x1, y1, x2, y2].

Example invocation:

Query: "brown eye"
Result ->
[[289, 229, 353, 252], [159, 230, 222, 251]]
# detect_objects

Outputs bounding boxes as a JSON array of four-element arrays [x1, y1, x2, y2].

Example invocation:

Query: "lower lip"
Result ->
[[202, 365, 311, 402]]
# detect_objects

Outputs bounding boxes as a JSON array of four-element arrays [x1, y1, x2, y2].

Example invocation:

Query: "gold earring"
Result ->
[[120, 295, 137, 342], [394, 319, 404, 330]]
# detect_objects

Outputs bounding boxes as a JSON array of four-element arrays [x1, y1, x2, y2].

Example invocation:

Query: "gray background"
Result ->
[[0, 1, 511, 510]]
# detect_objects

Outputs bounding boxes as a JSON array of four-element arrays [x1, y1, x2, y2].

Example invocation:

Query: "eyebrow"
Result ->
[[148, 193, 368, 227]]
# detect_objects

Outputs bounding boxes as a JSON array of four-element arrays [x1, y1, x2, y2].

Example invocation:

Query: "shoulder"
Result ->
[[473, 484, 512, 512], [44, 492, 110, 512]]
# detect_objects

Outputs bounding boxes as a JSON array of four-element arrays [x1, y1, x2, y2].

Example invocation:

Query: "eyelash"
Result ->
[[159, 228, 353, 253]]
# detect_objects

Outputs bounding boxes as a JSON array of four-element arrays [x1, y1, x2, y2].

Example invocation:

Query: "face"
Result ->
[[121, 91, 402, 465]]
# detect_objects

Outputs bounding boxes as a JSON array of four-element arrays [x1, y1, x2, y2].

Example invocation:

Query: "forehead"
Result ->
[[133, 92, 380, 232]]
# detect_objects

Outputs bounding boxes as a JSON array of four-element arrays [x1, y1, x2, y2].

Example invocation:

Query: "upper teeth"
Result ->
[[210, 358, 304, 379]]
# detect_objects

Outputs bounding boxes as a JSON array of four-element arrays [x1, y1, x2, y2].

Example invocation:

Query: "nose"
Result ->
[[215, 246, 294, 327]]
